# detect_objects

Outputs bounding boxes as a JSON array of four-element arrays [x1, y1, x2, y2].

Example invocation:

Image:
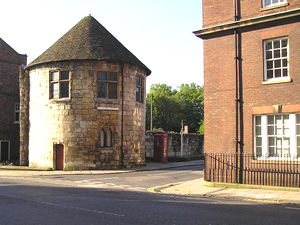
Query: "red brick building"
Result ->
[[0, 38, 27, 163], [194, 1, 300, 186]]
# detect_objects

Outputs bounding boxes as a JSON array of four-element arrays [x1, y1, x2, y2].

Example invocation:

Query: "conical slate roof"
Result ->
[[27, 16, 151, 75]]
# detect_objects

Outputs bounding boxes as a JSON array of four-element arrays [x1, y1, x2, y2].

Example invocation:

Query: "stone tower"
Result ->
[[20, 16, 151, 170]]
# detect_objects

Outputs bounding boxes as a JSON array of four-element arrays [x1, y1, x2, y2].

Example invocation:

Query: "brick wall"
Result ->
[[202, 3, 300, 155], [0, 38, 26, 163], [204, 34, 236, 154], [202, 0, 300, 28], [145, 132, 204, 159]]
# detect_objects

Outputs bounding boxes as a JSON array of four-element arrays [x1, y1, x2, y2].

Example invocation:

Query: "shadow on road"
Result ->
[[0, 181, 298, 225]]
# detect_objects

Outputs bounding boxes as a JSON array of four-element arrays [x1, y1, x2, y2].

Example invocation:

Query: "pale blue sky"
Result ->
[[1, 0, 203, 91]]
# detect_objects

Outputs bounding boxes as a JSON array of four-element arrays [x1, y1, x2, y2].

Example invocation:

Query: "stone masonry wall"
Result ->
[[122, 64, 147, 167], [25, 61, 147, 170], [145, 132, 204, 159], [19, 69, 29, 165]]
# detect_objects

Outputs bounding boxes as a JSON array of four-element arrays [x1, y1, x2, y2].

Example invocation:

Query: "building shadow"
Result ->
[[0, 182, 298, 225]]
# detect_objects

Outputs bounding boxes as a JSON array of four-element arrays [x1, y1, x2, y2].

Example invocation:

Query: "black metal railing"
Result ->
[[204, 153, 300, 188]]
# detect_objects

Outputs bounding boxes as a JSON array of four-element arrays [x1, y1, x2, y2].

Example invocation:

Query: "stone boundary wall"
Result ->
[[145, 132, 204, 159]]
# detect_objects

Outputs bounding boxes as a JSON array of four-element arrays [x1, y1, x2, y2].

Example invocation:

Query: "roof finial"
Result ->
[[89, 14, 92, 17]]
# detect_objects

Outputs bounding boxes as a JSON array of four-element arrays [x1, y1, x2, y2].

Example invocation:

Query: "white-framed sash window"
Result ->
[[264, 37, 289, 82], [254, 114, 299, 159], [262, 0, 287, 8]]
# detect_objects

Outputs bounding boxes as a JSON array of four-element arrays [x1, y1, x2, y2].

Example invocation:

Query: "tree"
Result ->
[[175, 83, 204, 133], [146, 84, 181, 132], [146, 83, 204, 133]]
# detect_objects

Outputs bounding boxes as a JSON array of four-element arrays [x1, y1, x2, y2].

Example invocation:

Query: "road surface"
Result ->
[[0, 165, 299, 225]]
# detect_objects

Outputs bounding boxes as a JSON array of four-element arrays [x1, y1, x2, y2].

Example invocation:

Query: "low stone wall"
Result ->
[[145, 132, 204, 160]]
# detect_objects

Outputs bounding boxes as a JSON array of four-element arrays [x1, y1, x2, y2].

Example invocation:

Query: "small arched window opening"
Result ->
[[106, 129, 112, 147], [100, 128, 113, 148], [100, 129, 106, 147]]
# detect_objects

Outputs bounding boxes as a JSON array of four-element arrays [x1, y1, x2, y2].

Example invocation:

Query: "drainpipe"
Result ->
[[234, 29, 239, 183], [120, 63, 125, 168], [238, 28, 244, 185], [234, 0, 244, 183], [233, 0, 241, 21]]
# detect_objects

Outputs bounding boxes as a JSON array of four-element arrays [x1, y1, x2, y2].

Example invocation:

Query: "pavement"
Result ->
[[153, 178, 300, 205], [1, 160, 300, 205], [0, 160, 202, 176]]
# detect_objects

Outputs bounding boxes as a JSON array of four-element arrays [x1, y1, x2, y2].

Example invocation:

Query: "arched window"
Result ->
[[100, 128, 113, 148], [106, 129, 112, 147], [100, 129, 106, 147]]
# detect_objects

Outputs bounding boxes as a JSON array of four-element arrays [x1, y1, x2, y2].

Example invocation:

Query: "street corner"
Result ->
[[147, 178, 204, 195], [147, 181, 185, 194]]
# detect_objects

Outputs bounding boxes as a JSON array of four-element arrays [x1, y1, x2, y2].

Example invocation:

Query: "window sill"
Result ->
[[95, 98, 121, 107], [97, 106, 119, 111], [261, 78, 292, 85], [13, 121, 20, 125], [49, 98, 71, 103], [260, 3, 289, 11]]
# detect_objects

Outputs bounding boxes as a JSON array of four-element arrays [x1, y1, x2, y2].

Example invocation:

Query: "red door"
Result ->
[[56, 144, 64, 170]]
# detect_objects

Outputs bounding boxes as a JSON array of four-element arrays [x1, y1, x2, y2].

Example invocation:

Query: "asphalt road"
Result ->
[[30, 165, 204, 191], [0, 165, 299, 225], [0, 177, 300, 225]]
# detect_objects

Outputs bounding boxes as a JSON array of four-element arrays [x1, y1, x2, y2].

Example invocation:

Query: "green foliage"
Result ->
[[148, 83, 177, 97], [176, 83, 204, 133], [146, 83, 204, 133], [198, 120, 204, 134], [146, 127, 164, 133]]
